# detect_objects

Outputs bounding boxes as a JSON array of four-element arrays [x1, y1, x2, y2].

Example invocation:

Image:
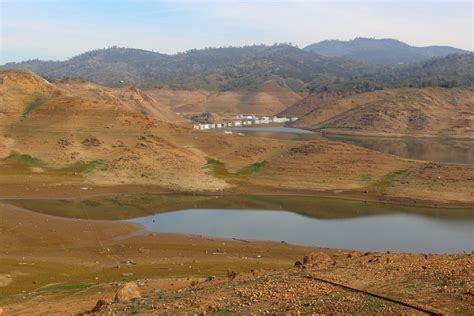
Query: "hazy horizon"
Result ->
[[1, 0, 473, 64]]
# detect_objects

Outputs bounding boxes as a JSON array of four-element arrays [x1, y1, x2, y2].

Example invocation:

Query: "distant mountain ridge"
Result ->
[[304, 38, 470, 64], [1, 45, 381, 90], [3, 42, 473, 92]]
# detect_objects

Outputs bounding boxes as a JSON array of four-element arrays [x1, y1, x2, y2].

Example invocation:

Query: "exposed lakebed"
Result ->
[[226, 126, 474, 165], [9, 194, 474, 254]]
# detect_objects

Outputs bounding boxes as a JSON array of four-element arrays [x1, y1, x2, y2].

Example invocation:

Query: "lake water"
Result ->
[[11, 193, 472, 253], [226, 126, 474, 165], [129, 206, 474, 254]]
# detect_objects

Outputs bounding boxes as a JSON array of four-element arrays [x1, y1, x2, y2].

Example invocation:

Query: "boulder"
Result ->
[[226, 270, 238, 281], [347, 251, 360, 259], [114, 282, 141, 302], [302, 252, 335, 269], [91, 296, 112, 312]]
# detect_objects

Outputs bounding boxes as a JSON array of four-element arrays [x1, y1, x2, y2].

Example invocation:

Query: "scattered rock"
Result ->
[[302, 252, 335, 269], [288, 144, 322, 156], [227, 270, 238, 281], [91, 296, 112, 312], [368, 257, 380, 263], [207, 275, 216, 281], [57, 138, 72, 148], [114, 282, 141, 302], [347, 251, 360, 259], [82, 136, 102, 147], [294, 260, 303, 268], [122, 259, 137, 265]]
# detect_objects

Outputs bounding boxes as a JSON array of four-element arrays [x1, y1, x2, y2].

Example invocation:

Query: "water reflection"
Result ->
[[9, 194, 473, 253], [130, 208, 474, 254], [7, 194, 474, 221]]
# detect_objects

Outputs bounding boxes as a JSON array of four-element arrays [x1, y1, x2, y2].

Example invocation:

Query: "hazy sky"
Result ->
[[1, 0, 472, 64]]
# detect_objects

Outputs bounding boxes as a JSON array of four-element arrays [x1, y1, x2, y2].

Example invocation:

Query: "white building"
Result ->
[[272, 116, 290, 123]]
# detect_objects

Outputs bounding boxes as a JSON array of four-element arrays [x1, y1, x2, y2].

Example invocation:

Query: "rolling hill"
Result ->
[[304, 38, 470, 64], [0, 69, 218, 191], [4, 43, 473, 96], [147, 79, 306, 115], [3, 45, 371, 90], [2, 70, 473, 206], [292, 87, 474, 138], [53, 79, 189, 124]]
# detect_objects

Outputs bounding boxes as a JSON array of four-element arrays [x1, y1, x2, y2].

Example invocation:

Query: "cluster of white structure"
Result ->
[[193, 115, 298, 130]]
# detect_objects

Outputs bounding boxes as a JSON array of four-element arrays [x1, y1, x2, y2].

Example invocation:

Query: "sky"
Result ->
[[0, 0, 472, 64]]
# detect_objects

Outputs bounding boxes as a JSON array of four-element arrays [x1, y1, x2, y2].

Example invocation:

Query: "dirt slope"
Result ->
[[55, 80, 189, 124], [0, 70, 225, 191], [278, 91, 355, 117], [147, 83, 305, 115], [293, 88, 474, 138]]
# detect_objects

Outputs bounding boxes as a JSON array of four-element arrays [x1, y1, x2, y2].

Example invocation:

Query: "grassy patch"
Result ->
[[0, 151, 44, 167], [380, 168, 411, 187], [63, 159, 108, 173], [22, 96, 44, 119], [364, 295, 384, 312], [359, 174, 372, 182], [238, 160, 268, 175], [205, 158, 229, 177], [35, 282, 98, 295], [248, 160, 267, 173], [207, 158, 225, 166], [373, 168, 412, 193], [0, 153, 109, 177]]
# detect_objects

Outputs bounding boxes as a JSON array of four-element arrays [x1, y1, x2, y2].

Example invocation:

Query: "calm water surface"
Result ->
[[13, 193, 472, 253], [130, 207, 474, 254], [227, 126, 474, 165]]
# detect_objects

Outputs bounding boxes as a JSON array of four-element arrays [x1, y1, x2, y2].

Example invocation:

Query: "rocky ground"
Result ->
[[83, 251, 473, 315]]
